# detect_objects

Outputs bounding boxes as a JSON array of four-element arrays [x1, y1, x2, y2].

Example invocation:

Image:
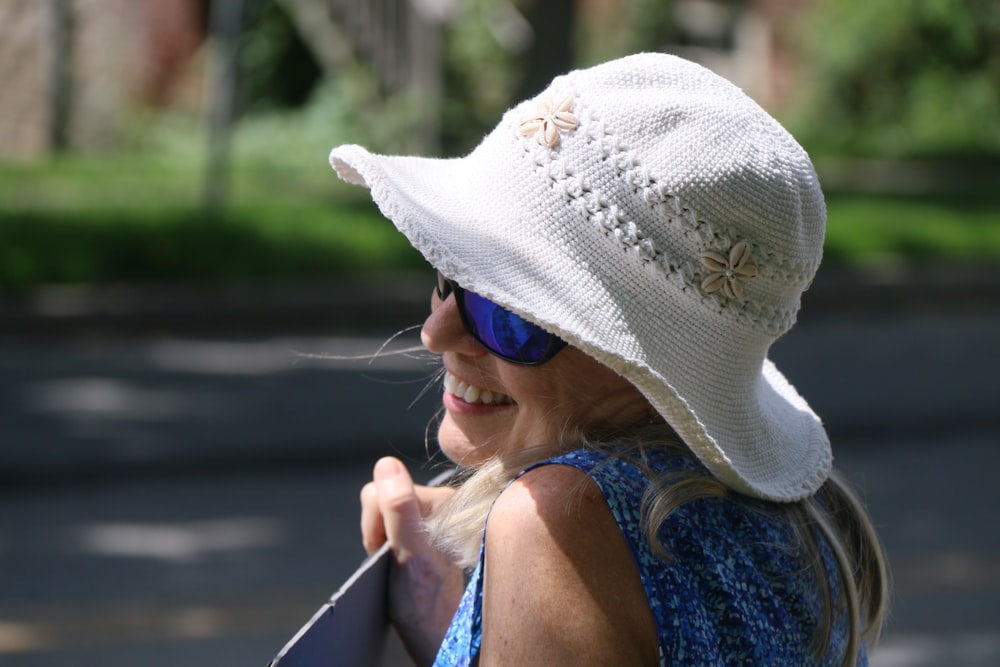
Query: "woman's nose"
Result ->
[[421, 289, 487, 358]]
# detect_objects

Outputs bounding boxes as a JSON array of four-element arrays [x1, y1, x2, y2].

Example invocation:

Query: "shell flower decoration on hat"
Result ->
[[518, 91, 579, 147], [700, 241, 759, 300]]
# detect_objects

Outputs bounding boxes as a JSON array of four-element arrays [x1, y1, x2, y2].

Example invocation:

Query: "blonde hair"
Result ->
[[424, 428, 888, 666]]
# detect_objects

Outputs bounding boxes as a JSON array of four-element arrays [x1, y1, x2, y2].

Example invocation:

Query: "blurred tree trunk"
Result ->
[[515, 0, 576, 100]]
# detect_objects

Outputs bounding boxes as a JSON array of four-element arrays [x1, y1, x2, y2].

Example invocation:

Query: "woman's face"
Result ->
[[421, 286, 651, 467]]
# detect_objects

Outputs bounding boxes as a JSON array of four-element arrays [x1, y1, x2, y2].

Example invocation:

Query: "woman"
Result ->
[[333, 53, 888, 666]]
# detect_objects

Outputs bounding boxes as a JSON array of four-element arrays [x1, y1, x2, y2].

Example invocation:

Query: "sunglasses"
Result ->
[[435, 272, 567, 365]]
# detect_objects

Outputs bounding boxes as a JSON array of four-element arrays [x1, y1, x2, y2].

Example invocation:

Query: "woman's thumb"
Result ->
[[373, 457, 422, 563]]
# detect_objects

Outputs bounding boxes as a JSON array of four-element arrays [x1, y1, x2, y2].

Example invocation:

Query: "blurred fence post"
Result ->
[[203, 0, 244, 212], [47, 0, 73, 153]]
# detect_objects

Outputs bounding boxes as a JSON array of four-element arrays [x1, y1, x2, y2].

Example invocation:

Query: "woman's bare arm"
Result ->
[[479, 464, 659, 666]]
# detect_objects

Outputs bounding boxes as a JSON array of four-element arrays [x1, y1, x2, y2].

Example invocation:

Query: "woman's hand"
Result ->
[[360, 457, 464, 666]]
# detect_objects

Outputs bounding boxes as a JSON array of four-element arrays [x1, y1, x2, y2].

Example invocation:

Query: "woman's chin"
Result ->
[[437, 413, 499, 468]]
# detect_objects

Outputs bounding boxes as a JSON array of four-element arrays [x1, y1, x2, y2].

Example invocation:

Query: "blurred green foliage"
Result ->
[[237, 0, 322, 113], [790, 0, 1000, 158], [824, 192, 1000, 265], [0, 204, 422, 290], [0, 207, 398, 289], [0, 152, 423, 290], [440, 0, 524, 153]]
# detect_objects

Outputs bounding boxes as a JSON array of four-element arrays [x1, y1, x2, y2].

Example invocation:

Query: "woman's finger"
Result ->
[[373, 456, 424, 563], [359, 480, 386, 555]]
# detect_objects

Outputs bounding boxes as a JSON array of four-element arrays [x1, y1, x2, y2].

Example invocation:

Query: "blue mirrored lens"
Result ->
[[458, 290, 559, 363]]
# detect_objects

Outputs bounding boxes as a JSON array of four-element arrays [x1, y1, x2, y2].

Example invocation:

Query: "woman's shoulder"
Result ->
[[482, 460, 659, 664], [490, 460, 604, 537]]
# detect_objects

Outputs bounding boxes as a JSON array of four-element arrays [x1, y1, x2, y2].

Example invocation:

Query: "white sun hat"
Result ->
[[330, 52, 830, 502]]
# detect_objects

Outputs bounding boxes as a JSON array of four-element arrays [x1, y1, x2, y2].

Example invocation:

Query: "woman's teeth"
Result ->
[[443, 371, 513, 406]]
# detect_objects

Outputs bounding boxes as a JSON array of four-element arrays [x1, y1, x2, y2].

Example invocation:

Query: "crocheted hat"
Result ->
[[330, 53, 830, 502]]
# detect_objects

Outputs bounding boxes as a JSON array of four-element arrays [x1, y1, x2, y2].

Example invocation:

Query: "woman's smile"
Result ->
[[443, 370, 514, 408]]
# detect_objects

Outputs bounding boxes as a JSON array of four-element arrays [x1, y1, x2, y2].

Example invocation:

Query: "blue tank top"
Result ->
[[433, 448, 861, 666]]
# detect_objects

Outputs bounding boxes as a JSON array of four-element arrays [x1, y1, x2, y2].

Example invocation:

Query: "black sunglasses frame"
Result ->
[[435, 272, 567, 365]]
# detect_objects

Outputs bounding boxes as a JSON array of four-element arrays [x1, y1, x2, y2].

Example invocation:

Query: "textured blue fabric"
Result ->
[[433, 448, 862, 666]]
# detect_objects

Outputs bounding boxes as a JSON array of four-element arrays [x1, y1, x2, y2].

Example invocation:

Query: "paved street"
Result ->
[[1, 305, 998, 666]]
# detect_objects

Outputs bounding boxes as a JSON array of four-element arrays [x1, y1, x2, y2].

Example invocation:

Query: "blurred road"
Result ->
[[1, 302, 998, 666]]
